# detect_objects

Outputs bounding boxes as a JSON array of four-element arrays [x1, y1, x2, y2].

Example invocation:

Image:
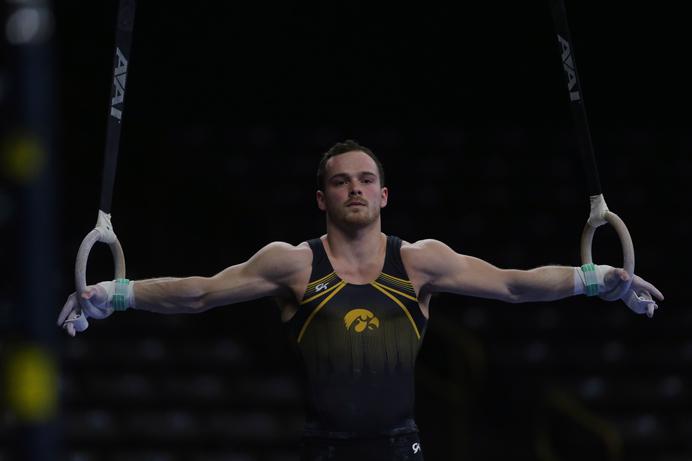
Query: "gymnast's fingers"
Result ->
[[57, 292, 78, 326], [634, 275, 664, 301]]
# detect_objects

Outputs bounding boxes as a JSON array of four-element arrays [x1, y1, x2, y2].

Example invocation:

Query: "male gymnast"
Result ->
[[58, 140, 663, 460]]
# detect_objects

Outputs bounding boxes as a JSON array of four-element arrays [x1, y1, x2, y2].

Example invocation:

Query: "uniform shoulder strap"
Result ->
[[307, 238, 333, 281], [383, 235, 408, 279]]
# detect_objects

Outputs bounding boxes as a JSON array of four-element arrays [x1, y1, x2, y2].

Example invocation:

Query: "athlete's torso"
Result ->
[[283, 235, 428, 437]]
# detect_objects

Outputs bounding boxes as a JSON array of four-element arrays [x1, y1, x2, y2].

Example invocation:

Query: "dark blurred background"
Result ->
[[1, 1, 690, 460]]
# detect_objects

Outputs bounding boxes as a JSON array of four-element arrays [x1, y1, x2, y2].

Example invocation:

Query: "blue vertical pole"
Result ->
[[3, 1, 59, 459]]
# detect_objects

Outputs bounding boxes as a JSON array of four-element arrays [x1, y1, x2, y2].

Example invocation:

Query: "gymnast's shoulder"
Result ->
[[244, 241, 312, 279], [400, 238, 466, 276], [400, 238, 457, 255]]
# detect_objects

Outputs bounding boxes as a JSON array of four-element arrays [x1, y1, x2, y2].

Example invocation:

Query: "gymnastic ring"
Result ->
[[580, 210, 634, 301], [75, 212, 126, 313]]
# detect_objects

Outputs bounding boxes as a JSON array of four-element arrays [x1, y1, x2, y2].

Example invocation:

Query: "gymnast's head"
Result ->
[[316, 140, 388, 229]]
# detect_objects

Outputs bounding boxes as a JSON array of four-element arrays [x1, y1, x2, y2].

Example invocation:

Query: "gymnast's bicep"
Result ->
[[202, 242, 310, 308], [404, 239, 515, 302]]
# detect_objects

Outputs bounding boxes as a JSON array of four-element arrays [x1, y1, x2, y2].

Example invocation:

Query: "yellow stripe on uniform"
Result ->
[[371, 280, 418, 302], [370, 282, 421, 340], [306, 271, 337, 289], [297, 280, 347, 343], [378, 272, 415, 291], [300, 279, 344, 305], [379, 272, 412, 285]]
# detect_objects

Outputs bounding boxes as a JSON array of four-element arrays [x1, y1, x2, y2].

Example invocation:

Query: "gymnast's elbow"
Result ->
[[499, 288, 525, 304], [502, 269, 557, 304], [178, 276, 213, 312], [502, 269, 530, 303]]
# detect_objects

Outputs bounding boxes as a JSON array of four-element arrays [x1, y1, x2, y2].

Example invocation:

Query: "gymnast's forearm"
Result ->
[[132, 277, 211, 314], [506, 266, 579, 303]]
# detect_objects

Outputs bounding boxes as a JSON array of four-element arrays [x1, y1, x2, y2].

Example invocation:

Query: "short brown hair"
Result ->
[[316, 140, 385, 190]]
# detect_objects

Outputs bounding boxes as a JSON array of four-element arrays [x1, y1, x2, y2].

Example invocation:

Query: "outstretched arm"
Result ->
[[58, 242, 310, 335], [134, 242, 306, 313], [404, 239, 663, 309], [405, 239, 573, 302]]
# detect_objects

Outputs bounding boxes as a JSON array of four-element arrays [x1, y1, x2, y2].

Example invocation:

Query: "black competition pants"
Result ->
[[300, 432, 424, 461]]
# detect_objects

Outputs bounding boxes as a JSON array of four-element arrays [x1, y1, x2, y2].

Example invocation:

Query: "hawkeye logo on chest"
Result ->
[[344, 309, 380, 333]]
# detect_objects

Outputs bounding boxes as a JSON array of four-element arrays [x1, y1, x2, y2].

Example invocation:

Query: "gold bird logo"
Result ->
[[344, 309, 380, 333]]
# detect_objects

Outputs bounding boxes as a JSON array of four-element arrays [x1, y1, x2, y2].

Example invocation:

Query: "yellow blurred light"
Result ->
[[2, 134, 45, 183], [4, 344, 58, 422]]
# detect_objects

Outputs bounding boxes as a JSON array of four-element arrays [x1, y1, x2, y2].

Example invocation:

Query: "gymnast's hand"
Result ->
[[57, 283, 114, 337], [602, 268, 664, 318]]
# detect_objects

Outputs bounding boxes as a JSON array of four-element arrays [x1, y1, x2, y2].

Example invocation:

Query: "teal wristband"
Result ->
[[113, 278, 130, 311], [580, 264, 599, 297]]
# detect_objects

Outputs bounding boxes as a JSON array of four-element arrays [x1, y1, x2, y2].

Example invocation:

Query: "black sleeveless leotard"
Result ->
[[287, 235, 428, 438]]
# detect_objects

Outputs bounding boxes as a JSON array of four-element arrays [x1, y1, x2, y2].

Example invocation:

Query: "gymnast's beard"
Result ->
[[328, 205, 380, 231]]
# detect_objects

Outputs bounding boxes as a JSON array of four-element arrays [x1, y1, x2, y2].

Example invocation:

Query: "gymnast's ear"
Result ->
[[380, 186, 388, 208], [316, 189, 326, 211]]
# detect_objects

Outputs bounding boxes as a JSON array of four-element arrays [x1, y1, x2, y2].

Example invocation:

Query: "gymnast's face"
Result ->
[[317, 150, 388, 230]]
